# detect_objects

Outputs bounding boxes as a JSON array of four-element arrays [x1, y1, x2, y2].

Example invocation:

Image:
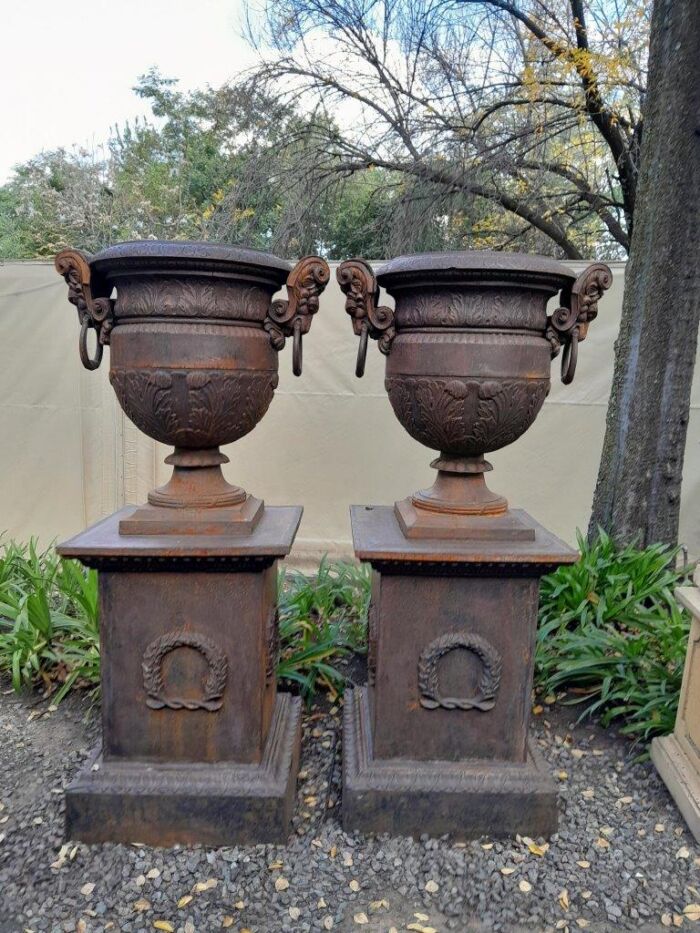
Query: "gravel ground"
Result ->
[[1, 681, 699, 933]]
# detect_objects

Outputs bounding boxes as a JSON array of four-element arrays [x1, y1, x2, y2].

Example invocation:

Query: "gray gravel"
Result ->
[[1, 681, 699, 933]]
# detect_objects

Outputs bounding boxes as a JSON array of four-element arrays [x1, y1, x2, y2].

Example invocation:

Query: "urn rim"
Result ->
[[376, 250, 576, 291], [90, 239, 292, 284]]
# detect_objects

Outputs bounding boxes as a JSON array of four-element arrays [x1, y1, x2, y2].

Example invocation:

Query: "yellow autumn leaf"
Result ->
[[528, 842, 549, 857], [354, 913, 369, 925], [684, 904, 700, 921], [153, 923, 174, 933], [177, 895, 193, 909], [222, 918, 234, 929], [275, 877, 290, 892], [559, 889, 570, 910]]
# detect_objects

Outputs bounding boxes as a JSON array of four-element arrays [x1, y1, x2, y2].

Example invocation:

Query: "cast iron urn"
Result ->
[[337, 251, 612, 839], [56, 241, 330, 534], [338, 252, 612, 539], [53, 241, 330, 846]]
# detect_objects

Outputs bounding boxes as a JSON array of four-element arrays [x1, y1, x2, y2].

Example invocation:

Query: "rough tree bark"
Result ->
[[588, 0, 700, 548]]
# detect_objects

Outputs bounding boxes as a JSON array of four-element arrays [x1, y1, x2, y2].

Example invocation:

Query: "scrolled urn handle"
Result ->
[[264, 255, 330, 376], [55, 249, 114, 371], [546, 262, 612, 385], [336, 259, 396, 377]]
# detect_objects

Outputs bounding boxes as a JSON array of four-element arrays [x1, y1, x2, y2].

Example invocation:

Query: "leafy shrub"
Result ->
[[277, 557, 370, 702], [536, 530, 692, 743], [0, 540, 99, 702], [0, 543, 371, 706]]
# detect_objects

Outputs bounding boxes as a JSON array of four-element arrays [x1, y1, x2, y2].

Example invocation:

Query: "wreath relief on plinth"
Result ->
[[418, 632, 502, 711], [142, 630, 228, 712]]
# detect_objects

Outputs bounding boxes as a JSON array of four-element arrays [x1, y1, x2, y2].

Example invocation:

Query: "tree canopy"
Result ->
[[0, 1, 649, 260]]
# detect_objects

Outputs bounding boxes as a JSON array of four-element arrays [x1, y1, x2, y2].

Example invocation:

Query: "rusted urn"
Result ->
[[55, 241, 330, 533], [337, 252, 612, 538]]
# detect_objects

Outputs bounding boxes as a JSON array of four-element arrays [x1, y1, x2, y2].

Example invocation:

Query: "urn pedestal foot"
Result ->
[[58, 505, 303, 846], [343, 687, 557, 838], [345, 505, 575, 839], [65, 693, 301, 846], [119, 495, 264, 536], [395, 497, 535, 541]]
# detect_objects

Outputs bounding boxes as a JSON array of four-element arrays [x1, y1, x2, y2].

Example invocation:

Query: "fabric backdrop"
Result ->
[[1, 259, 698, 562]]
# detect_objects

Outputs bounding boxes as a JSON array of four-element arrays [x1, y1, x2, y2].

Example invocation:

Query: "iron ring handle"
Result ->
[[79, 316, 103, 371], [561, 327, 578, 385], [355, 321, 369, 378], [292, 317, 303, 377]]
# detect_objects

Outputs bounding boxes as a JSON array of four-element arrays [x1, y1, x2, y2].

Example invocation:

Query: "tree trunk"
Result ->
[[588, 0, 700, 548]]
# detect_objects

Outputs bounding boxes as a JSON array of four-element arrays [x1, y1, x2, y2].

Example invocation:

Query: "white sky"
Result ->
[[0, 0, 257, 183]]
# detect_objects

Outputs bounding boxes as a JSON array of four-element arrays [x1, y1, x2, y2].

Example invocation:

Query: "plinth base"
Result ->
[[65, 693, 301, 846], [343, 687, 558, 839], [119, 495, 264, 536], [395, 497, 535, 541], [651, 734, 700, 843]]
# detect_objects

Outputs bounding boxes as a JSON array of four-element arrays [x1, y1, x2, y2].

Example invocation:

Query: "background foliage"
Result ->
[[0, 1, 649, 261]]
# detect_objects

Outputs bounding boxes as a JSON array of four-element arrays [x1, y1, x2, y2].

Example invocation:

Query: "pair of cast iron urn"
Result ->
[[55, 241, 611, 845]]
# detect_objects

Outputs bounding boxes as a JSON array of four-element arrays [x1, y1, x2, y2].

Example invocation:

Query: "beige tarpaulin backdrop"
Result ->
[[1, 259, 698, 560]]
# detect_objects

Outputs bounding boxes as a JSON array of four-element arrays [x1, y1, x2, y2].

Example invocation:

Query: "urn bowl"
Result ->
[[378, 251, 574, 460], [338, 251, 611, 538], [56, 240, 329, 532]]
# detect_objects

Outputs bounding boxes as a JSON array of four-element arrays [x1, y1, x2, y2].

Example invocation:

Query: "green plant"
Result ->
[[0, 542, 372, 707], [277, 557, 370, 703], [536, 529, 692, 744], [0, 540, 100, 702]]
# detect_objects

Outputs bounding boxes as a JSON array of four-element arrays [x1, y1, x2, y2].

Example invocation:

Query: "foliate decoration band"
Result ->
[[385, 376, 549, 455], [418, 632, 502, 711], [142, 629, 229, 711], [109, 368, 278, 447]]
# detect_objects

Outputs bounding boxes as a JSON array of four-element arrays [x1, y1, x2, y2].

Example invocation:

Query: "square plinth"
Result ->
[[58, 506, 303, 845], [343, 687, 557, 838], [345, 505, 574, 838], [66, 693, 301, 846]]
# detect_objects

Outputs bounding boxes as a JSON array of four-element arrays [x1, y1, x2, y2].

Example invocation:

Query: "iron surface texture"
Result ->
[[57, 506, 302, 566], [343, 687, 557, 838], [350, 505, 577, 571], [65, 693, 301, 846]]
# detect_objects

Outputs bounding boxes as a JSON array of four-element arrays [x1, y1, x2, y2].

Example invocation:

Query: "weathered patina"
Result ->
[[338, 251, 611, 838]]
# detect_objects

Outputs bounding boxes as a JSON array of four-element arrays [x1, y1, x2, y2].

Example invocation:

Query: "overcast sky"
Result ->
[[0, 0, 257, 183]]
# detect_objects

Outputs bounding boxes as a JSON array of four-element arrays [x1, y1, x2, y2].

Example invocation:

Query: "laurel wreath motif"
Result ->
[[141, 630, 228, 712], [418, 632, 502, 711]]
